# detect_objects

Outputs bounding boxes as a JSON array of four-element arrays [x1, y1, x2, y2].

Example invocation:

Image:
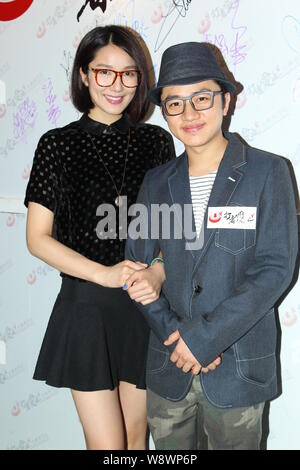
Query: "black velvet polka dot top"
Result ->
[[24, 113, 175, 274]]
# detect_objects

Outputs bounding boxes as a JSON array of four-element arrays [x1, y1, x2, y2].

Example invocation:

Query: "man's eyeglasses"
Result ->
[[161, 90, 223, 116], [89, 68, 141, 88]]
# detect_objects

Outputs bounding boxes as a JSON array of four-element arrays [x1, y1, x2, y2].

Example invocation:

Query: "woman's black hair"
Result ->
[[71, 25, 150, 124]]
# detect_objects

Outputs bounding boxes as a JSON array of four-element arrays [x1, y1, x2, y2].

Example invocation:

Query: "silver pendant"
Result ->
[[115, 195, 123, 207]]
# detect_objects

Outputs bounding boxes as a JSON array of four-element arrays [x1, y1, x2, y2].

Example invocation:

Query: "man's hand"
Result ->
[[164, 330, 223, 375], [164, 330, 201, 375], [124, 261, 166, 305]]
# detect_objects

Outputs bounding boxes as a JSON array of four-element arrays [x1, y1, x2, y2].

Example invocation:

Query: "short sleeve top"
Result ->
[[24, 113, 175, 270]]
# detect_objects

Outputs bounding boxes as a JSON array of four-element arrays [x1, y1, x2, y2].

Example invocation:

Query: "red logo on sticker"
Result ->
[[208, 212, 222, 223], [0, 0, 33, 22]]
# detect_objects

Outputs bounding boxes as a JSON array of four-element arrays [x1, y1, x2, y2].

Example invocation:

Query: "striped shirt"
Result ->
[[189, 172, 217, 236]]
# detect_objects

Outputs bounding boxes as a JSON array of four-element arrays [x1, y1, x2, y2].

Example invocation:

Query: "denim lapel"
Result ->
[[168, 152, 197, 260], [167, 134, 247, 267], [191, 133, 247, 274]]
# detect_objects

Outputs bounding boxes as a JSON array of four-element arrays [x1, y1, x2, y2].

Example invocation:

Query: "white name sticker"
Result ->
[[207, 207, 257, 230]]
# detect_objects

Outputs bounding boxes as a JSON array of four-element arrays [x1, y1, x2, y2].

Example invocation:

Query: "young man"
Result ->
[[124, 42, 298, 450]]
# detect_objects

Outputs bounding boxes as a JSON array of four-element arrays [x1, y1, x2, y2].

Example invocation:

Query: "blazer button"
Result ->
[[194, 284, 202, 294]]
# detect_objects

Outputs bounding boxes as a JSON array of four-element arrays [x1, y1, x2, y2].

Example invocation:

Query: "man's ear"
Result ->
[[80, 67, 89, 87], [223, 92, 231, 116]]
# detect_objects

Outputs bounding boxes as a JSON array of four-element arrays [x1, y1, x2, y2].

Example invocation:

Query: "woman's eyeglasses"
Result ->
[[89, 68, 141, 88]]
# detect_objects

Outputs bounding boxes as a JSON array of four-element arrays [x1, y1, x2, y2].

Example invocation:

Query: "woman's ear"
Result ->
[[80, 67, 89, 87]]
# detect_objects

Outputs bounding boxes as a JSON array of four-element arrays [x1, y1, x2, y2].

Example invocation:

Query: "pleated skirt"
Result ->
[[33, 277, 150, 391]]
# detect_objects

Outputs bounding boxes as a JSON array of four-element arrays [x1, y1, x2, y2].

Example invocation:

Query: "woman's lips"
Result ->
[[105, 95, 124, 105], [182, 123, 205, 133]]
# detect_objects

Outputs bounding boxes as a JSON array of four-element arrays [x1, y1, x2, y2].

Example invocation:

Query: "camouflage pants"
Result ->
[[147, 376, 265, 450]]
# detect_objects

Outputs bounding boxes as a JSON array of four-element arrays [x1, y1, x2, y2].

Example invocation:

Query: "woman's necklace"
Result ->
[[86, 128, 131, 207]]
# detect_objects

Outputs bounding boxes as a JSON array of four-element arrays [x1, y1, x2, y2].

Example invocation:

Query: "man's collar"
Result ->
[[222, 132, 247, 169], [174, 132, 247, 173], [79, 113, 130, 136]]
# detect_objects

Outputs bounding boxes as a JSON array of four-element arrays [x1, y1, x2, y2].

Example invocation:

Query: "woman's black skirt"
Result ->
[[33, 277, 150, 391]]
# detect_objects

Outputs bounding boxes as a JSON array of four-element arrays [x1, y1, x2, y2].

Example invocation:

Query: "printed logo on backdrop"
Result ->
[[281, 306, 299, 327], [0, 364, 25, 384], [0, 0, 34, 21], [0, 318, 34, 348], [11, 388, 59, 416], [6, 434, 49, 450]]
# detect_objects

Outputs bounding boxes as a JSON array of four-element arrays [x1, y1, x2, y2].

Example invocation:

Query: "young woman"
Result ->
[[24, 26, 175, 450]]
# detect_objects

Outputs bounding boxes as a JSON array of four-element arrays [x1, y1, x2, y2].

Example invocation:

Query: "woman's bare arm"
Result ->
[[26, 202, 146, 287]]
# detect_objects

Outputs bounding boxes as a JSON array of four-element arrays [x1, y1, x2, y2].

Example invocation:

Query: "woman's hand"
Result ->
[[124, 261, 166, 305], [95, 260, 148, 288]]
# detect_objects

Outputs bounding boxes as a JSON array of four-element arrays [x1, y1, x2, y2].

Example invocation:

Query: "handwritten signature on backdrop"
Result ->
[[76, 0, 193, 50], [153, 0, 192, 52], [77, 0, 113, 22]]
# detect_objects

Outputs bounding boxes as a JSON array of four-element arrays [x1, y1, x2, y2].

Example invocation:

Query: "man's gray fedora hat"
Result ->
[[149, 42, 236, 105]]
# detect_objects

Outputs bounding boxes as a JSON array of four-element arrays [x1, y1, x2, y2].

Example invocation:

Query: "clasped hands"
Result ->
[[164, 330, 222, 376], [124, 263, 222, 375], [123, 260, 166, 305]]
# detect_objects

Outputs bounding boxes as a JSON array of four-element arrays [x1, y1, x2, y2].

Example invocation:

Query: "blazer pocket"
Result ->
[[235, 351, 276, 387], [215, 203, 256, 255], [146, 347, 169, 374], [234, 310, 277, 386], [215, 228, 256, 255]]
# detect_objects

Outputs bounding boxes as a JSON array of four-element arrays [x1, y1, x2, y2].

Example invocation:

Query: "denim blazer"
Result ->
[[125, 132, 298, 408]]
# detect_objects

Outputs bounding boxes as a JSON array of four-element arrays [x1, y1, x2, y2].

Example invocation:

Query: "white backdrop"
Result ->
[[0, 0, 299, 450]]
